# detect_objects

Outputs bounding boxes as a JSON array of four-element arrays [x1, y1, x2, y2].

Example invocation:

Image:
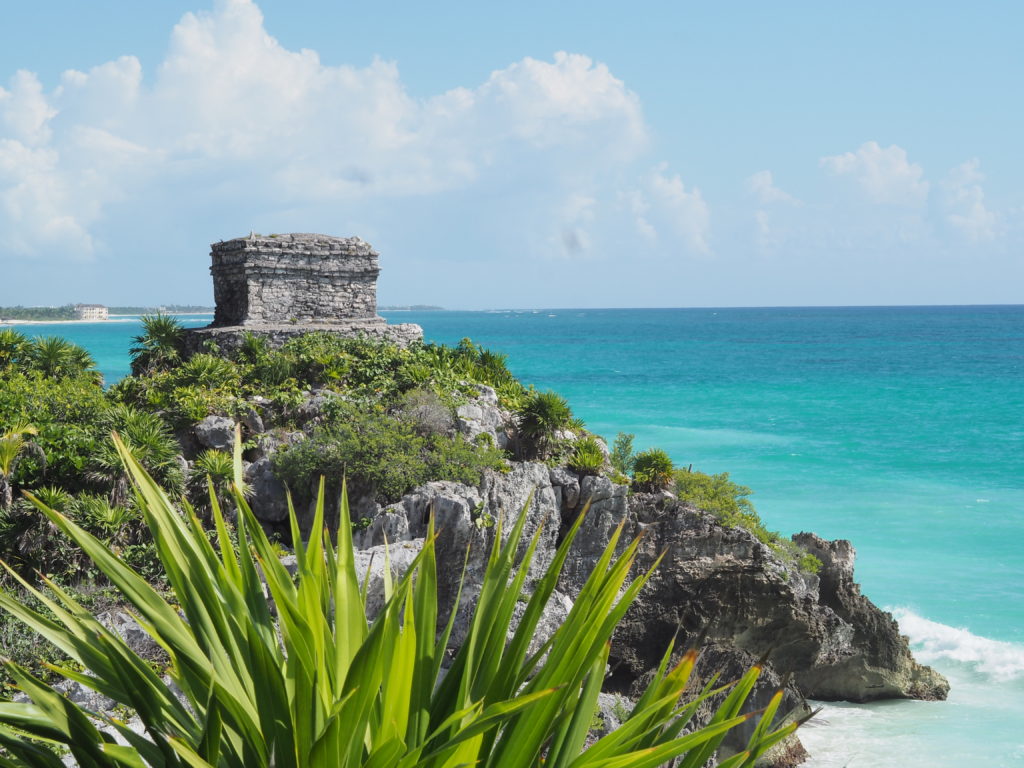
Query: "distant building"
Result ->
[[74, 304, 109, 321]]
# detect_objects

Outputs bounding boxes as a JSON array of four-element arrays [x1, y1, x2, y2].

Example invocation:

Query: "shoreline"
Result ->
[[2, 313, 213, 326]]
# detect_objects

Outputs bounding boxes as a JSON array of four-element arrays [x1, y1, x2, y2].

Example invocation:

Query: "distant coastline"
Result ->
[[378, 304, 444, 311]]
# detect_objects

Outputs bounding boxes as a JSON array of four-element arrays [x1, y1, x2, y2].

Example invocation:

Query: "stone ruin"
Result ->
[[184, 233, 422, 354]]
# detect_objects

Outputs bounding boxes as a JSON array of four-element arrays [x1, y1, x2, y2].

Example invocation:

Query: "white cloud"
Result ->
[[643, 164, 711, 254], [746, 170, 798, 205], [941, 160, 997, 242], [0, 0, 658, 261], [820, 141, 929, 207]]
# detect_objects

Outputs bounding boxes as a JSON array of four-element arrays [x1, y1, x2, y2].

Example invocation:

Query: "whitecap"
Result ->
[[891, 607, 1024, 682]]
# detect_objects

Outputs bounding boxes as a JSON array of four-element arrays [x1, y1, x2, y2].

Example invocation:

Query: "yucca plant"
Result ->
[[0, 429, 803, 766]]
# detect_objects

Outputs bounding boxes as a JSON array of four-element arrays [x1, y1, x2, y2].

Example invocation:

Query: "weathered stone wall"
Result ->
[[182, 319, 424, 357], [211, 233, 379, 326]]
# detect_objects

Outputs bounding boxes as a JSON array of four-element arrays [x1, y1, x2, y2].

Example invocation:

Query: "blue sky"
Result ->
[[0, 0, 1020, 308]]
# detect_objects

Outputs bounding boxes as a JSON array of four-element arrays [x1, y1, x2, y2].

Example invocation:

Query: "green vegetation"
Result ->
[[0, 437, 802, 766], [515, 390, 583, 460], [610, 432, 636, 475], [568, 436, 606, 475], [0, 305, 77, 322], [674, 469, 822, 574], [632, 448, 675, 491], [272, 400, 506, 507]]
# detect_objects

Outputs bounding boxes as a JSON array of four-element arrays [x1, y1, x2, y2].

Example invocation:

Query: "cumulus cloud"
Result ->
[[642, 164, 711, 254], [820, 141, 929, 207], [941, 160, 997, 242], [1, 0, 693, 264], [746, 170, 798, 205]]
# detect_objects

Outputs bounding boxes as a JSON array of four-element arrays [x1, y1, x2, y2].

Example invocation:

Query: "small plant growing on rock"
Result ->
[[515, 390, 577, 459], [610, 432, 636, 475], [569, 436, 606, 475], [632, 447, 675, 491]]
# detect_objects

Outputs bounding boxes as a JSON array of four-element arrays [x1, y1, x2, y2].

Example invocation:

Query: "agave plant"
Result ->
[[0, 429, 802, 766]]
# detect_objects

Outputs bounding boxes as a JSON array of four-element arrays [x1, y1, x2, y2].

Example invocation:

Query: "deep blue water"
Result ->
[[8, 306, 1024, 766]]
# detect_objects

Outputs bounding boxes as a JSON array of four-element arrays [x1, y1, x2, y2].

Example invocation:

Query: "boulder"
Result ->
[[245, 457, 289, 523], [194, 415, 235, 451]]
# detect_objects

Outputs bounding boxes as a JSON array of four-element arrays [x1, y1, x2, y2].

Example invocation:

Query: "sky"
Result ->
[[0, 0, 1020, 309]]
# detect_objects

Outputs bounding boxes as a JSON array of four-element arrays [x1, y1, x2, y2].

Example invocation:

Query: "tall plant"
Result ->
[[0, 431, 803, 766], [130, 314, 185, 376], [0, 424, 44, 511]]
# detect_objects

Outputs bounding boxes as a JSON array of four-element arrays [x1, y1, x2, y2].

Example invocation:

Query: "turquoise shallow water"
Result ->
[[8, 306, 1024, 766]]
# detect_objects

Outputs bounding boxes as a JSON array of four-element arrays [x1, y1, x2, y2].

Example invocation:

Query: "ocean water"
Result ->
[[8, 306, 1024, 766]]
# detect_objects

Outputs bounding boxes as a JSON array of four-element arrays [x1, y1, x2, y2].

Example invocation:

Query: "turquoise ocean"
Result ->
[[8, 306, 1024, 766]]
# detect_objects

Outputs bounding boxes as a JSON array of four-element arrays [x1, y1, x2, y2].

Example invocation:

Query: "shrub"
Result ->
[[569, 436, 606, 475], [272, 401, 504, 507], [0, 435, 803, 766], [610, 432, 636, 474], [675, 469, 822, 573], [129, 314, 185, 375], [632, 448, 675, 491], [516, 390, 577, 459]]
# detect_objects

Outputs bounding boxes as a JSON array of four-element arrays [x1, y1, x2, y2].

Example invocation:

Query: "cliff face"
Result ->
[[353, 467, 948, 706], [220, 385, 948, 765]]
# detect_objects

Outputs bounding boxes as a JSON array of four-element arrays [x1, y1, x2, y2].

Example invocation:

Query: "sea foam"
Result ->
[[892, 607, 1024, 682]]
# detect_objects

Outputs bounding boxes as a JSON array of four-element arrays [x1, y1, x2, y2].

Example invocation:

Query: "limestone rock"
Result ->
[[245, 457, 289, 523], [455, 385, 511, 449], [352, 539, 425, 619], [194, 415, 235, 451], [791, 532, 950, 701]]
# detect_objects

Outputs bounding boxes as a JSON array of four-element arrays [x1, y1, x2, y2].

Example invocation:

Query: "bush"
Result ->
[[516, 390, 579, 459], [610, 432, 636, 474], [632, 448, 675, 491], [569, 436, 606, 475], [0, 435, 803, 765], [272, 401, 504, 506], [675, 469, 821, 574]]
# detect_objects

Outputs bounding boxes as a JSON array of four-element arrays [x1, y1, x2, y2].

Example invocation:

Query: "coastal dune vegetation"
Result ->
[[0, 315, 825, 764]]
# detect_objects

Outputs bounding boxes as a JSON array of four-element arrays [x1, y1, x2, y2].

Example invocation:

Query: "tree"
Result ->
[[27, 336, 98, 380], [0, 329, 31, 370], [130, 313, 185, 375]]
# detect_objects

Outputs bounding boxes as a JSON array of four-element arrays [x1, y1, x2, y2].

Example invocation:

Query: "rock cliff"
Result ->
[[220, 385, 948, 764]]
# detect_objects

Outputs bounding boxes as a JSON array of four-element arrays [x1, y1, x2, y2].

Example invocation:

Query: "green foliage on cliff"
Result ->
[[674, 469, 822, 574], [272, 400, 506, 506], [0, 439, 803, 766], [632, 448, 676, 491]]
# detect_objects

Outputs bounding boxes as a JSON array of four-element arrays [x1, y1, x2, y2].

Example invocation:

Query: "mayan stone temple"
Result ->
[[184, 233, 422, 353]]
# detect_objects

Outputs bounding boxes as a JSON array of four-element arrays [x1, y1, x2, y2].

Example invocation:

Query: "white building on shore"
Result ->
[[74, 304, 109, 321]]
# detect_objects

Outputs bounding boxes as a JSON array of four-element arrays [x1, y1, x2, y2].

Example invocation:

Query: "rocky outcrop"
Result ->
[[322, 463, 946, 764], [211, 384, 945, 765], [790, 533, 949, 701]]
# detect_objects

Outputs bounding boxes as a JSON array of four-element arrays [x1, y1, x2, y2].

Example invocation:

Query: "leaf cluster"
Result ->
[[0, 433, 804, 766]]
